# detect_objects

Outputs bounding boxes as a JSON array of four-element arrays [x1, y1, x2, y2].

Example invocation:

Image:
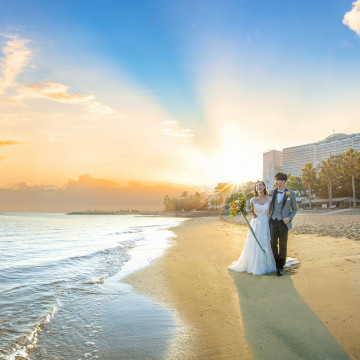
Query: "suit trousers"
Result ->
[[269, 218, 288, 269]]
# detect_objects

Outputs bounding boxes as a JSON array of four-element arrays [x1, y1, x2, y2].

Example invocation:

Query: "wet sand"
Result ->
[[125, 216, 360, 359]]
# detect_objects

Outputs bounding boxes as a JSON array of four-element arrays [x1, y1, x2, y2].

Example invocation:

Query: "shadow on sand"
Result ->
[[229, 270, 350, 360]]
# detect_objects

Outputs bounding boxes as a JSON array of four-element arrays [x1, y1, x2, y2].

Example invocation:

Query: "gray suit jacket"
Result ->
[[269, 188, 298, 230]]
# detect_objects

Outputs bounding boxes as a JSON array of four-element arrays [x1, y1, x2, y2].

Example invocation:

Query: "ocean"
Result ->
[[0, 213, 187, 360]]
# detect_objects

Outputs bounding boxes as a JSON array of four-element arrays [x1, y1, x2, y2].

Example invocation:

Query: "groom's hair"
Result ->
[[274, 172, 288, 181]]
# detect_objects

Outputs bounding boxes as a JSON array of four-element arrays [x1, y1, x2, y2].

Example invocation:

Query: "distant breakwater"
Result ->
[[67, 211, 161, 215], [67, 210, 225, 217]]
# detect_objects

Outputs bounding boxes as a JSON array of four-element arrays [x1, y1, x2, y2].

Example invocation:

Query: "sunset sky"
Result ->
[[1, 0, 360, 189]]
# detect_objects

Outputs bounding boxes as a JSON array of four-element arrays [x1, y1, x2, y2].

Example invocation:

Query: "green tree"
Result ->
[[286, 176, 305, 196], [172, 197, 182, 211], [186, 195, 198, 211], [194, 192, 201, 202], [180, 191, 188, 198], [329, 154, 349, 198], [163, 192, 207, 212], [340, 148, 360, 207], [197, 197, 208, 211], [301, 163, 317, 209], [163, 196, 178, 211], [163, 195, 171, 211], [226, 191, 245, 204], [179, 191, 189, 210], [245, 190, 254, 200], [319, 158, 337, 208]]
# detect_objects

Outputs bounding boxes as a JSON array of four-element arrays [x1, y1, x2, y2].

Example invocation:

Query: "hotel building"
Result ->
[[263, 150, 283, 190], [263, 133, 360, 188]]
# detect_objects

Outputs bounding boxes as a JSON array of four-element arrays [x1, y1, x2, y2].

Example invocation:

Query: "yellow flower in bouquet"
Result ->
[[229, 197, 248, 217]]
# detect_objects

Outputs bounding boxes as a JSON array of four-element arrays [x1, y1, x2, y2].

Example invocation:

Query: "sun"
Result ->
[[207, 125, 255, 184], [210, 155, 246, 184]]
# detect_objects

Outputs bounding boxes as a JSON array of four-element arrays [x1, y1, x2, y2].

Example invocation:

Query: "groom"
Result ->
[[269, 172, 298, 276]]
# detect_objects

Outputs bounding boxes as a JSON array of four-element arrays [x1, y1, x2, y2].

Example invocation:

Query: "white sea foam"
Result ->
[[5, 305, 59, 360]]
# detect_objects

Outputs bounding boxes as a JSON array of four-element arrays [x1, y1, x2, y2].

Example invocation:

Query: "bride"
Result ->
[[228, 181, 276, 275]]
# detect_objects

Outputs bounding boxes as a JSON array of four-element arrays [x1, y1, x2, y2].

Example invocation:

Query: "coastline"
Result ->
[[0, 213, 188, 360], [66, 210, 223, 217], [124, 217, 253, 359], [124, 216, 360, 359]]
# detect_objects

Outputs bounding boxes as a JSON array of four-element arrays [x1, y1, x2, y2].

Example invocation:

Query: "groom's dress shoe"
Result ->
[[276, 269, 283, 276]]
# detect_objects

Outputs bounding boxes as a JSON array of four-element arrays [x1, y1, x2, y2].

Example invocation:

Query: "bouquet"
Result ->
[[229, 196, 268, 263], [229, 197, 248, 217]]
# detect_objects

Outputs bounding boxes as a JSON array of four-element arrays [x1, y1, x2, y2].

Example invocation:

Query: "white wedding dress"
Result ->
[[228, 197, 276, 275]]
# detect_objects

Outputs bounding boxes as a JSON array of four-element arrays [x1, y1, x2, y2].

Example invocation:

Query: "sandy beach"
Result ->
[[125, 215, 360, 360]]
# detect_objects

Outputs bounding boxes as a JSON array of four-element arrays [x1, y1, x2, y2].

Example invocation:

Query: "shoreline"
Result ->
[[124, 217, 253, 359], [66, 210, 223, 217], [124, 216, 360, 359]]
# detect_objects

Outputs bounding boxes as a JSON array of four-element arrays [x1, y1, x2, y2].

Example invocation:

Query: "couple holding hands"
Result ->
[[229, 172, 298, 276]]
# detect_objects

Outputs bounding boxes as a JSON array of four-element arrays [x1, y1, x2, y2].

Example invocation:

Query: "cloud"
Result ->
[[162, 128, 194, 139], [0, 34, 31, 95], [46, 132, 70, 143], [0, 174, 206, 212], [8, 81, 117, 115], [0, 112, 34, 126], [162, 120, 194, 140], [0, 138, 23, 146], [343, 0, 360, 36], [0, 34, 117, 116]]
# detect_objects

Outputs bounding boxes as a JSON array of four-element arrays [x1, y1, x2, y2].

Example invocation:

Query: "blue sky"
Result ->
[[2, 0, 359, 120], [0, 0, 359, 186]]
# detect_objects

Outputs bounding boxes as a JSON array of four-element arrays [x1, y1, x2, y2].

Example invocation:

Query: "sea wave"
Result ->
[[4, 305, 59, 360], [0, 214, 186, 359], [1, 239, 137, 274]]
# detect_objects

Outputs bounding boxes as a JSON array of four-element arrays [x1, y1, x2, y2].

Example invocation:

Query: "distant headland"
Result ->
[[67, 210, 222, 217], [67, 210, 159, 215]]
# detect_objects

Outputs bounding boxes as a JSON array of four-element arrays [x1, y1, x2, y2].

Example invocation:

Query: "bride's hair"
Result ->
[[254, 181, 268, 196]]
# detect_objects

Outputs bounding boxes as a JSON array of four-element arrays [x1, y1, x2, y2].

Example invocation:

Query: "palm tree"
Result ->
[[319, 158, 337, 208], [341, 148, 360, 207], [301, 163, 317, 209]]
